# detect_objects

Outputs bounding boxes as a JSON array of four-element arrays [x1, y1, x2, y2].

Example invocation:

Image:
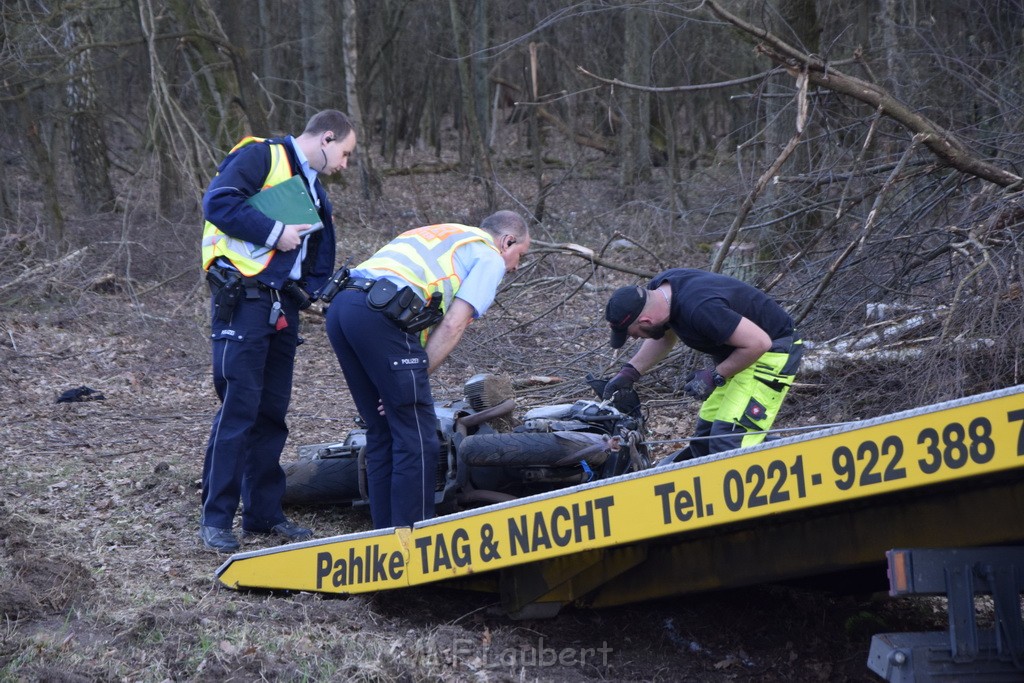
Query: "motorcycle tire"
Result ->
[[458, 431, 608, 468], [282, 456, 363, 506]]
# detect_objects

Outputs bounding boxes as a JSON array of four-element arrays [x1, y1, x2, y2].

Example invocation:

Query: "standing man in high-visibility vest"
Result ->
[[199, 110, 356, 553], [325, 211, 530, 528]]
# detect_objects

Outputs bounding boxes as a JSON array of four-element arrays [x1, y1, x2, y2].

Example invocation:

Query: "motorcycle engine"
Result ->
[[520, 400, 623, 434]]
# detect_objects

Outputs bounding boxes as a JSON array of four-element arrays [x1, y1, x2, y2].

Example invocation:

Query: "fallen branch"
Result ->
[[0, 246, 89, 294], [512, 375, 564, 388], [532, 106, 615, 154], [531, 239, 655, 279], [382, 163, 461, 176], [819, 306, 946, 353], [801, 337, 996, 374], [799, 303, 995, 372]]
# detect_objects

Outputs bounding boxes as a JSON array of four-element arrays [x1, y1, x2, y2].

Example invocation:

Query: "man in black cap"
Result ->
[[603, 268, 802, 460]]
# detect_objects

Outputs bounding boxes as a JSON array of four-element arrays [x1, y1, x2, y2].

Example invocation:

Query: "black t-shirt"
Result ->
[[649, 269, 794, 363]]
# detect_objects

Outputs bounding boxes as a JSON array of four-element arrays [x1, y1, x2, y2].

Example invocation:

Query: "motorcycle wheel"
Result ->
[[458, 431, 607, 467], [282, 457, 363, 506]]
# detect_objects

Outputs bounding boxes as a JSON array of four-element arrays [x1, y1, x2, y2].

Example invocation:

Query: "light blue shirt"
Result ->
[[451, 241, 505, 317]]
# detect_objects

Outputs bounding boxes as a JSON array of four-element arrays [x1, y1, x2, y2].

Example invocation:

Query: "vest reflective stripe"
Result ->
[[201, 138, 294, 275], [360, 224, 498, 314]]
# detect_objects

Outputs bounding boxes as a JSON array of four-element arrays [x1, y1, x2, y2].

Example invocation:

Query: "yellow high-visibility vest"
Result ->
[[201, 137, 293, 276], [360, 224, 498, 314]]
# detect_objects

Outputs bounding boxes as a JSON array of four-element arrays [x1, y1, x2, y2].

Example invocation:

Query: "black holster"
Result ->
[[402, 292, 444, 334], [316, 263, 352, 304], [366, 280, 444, 334], [207, 266, 243, 322], [281, 279, 312, 310]]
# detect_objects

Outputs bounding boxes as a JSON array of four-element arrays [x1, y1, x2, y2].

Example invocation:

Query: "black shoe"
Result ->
[[242, 519, 313, 542], [199, 525, 240, 553]]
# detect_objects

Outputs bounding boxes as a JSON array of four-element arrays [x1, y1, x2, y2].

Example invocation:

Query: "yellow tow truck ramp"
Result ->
[[217, 384, 1024, 618]]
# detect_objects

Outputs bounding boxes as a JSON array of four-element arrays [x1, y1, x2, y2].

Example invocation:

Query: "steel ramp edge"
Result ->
[[216, 384, 1024, 602]]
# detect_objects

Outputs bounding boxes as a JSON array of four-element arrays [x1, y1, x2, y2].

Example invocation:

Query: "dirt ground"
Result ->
[[0, 160, 950, 681], [0, 295, 932, 683]]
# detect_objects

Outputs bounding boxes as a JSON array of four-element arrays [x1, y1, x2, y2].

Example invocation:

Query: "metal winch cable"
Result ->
[[642, 418, 865, 447]]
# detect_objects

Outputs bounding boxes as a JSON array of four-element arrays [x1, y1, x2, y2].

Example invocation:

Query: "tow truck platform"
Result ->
[[217, 385, 1024, 621]]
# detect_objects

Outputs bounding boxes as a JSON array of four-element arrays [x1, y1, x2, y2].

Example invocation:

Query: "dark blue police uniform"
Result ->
[[325, 289, 437, 528], [200, 138, 336, 533]]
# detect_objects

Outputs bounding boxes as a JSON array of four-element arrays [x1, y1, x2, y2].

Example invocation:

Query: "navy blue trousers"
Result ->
[[201, 288, 298, 531], [325, 288, 438, 528]]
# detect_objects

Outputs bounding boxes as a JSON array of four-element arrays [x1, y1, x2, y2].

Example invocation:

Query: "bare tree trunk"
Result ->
[[63, 8, 115, 214], [879, 0, 903, 101], [528, 43, 548, 222], [471, 0, 490, 141], [660, 94, 682, 230], [255, 0, 289, 130], [425, 71, 443, 155], [757, 0, 821, 266], [153, 115, 180, 217], [137, 0, 218, 195], [342, 0, 381, 199], [14, 86, 64, 242], [165, 0, 247, 150], [219, 2, 270, 134], [765, 0, 819, 156], [341, 0, 362, 131], [301, 0, 333, 112], [618, 5, 652, 197], [448, 0, 495, 210], [370, 0, 407, 165], [0, 155, 10, 221]]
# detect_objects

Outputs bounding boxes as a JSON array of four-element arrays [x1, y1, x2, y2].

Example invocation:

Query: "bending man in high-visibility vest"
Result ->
[[199, 110, 356, 554], [325, 211, 530, 528], [603, 269, 803, 460]]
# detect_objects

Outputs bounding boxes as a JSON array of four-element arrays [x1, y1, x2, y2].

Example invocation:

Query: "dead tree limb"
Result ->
[[0, 247, 89, 295], [794, 135, 922, 324], [704, 0, 1022, 189], [531, 106, 615, 154], [530, 240, 656, 279], [577, 64, 783, 93]]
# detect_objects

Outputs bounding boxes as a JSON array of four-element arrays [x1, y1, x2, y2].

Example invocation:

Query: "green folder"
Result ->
[[246, 175, 323, 256]]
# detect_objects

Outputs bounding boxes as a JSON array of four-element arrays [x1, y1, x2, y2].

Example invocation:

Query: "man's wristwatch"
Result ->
[[712, 370, 727, 387]]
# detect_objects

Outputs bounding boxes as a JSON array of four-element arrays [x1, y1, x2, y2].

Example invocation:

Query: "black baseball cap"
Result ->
[[605, 285, 647, 348]]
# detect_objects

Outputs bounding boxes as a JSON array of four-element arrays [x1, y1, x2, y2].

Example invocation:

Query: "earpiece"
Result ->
[[325, 136, 335, 144]]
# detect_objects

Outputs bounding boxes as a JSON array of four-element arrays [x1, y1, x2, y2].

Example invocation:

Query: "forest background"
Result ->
[[2, 0, 1023, 680]]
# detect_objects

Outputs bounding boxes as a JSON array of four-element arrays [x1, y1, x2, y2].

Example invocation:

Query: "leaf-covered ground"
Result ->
[[0, 157, 953, 681], [0, 285, 953, 682]]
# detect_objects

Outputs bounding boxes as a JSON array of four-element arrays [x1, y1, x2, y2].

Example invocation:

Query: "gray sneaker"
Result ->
[[242, 519, 313, 542], [199, 525, 240, 553]]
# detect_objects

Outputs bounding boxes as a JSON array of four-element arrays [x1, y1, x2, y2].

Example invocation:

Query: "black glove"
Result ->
[[602, 363, 641, 401], [683, 368, 718, 401]]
